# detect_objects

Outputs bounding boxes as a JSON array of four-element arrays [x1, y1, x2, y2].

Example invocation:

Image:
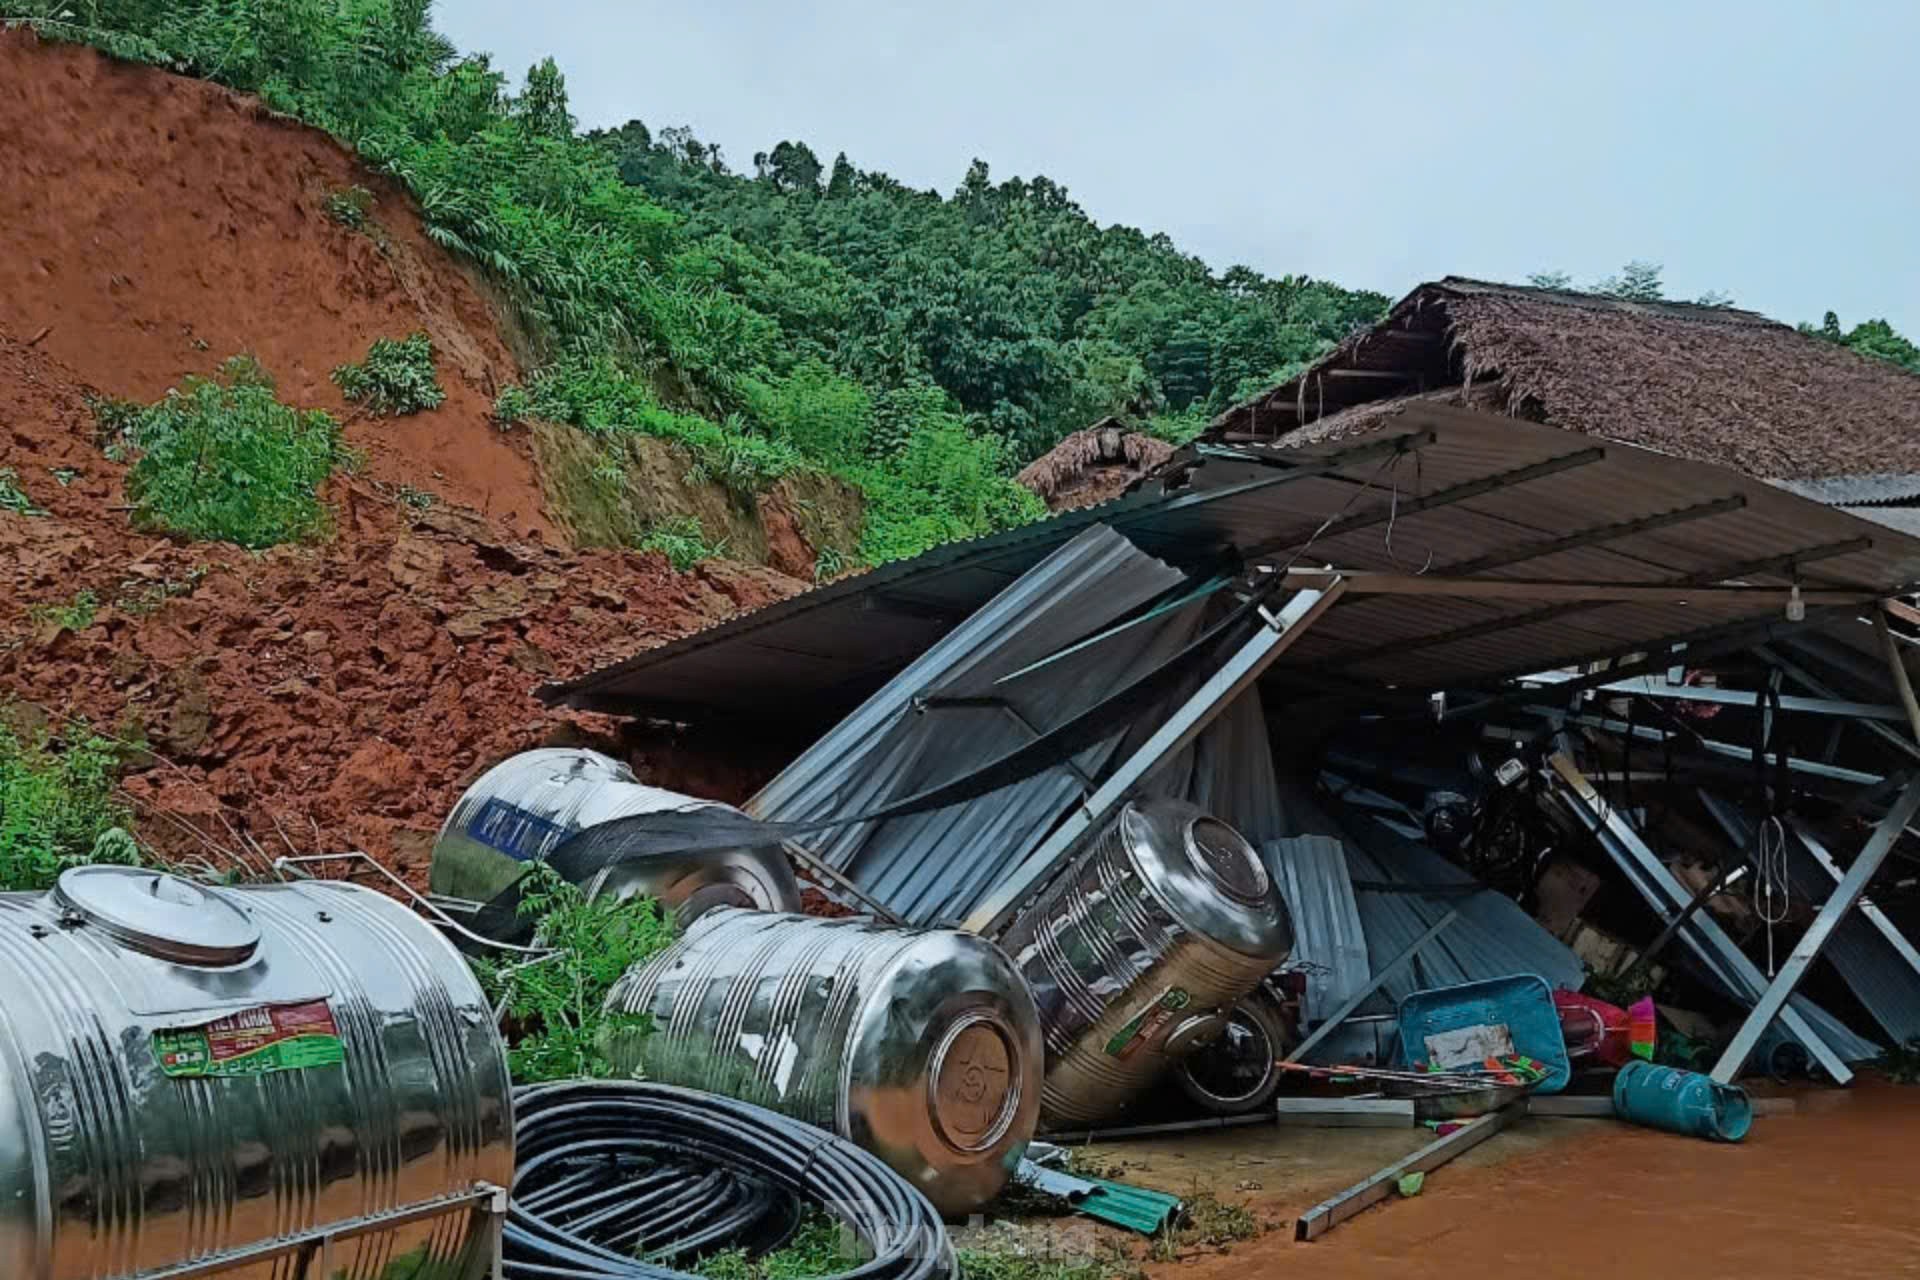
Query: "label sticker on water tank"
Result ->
[[153, 1000, 346, 1078], [1104, 986, 1192, 1059]]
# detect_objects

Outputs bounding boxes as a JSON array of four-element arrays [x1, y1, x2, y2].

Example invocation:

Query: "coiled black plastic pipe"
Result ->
[[505, 1082, 954, 1280]]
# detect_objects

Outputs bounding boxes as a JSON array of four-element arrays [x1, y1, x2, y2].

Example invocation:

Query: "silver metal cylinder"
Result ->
[[997, 799, 1292, 1127], [431, 747, 801, 924], [604, 907, 1042, 1216], [0, 866, 513, 1279]]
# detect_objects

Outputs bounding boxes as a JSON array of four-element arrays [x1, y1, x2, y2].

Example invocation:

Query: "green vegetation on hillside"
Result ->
[[333, 332, 447, 415], [9, 1, 1382, 564], [99, 355, 353, 548], [0, 718, 138, 891]]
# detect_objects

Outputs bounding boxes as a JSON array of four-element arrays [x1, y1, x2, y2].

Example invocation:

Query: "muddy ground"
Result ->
[[991, 1082, 1920, 1278]]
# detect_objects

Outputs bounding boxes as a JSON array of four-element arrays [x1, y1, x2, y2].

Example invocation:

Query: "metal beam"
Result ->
[[964, 581, 1349, 935], [1711, 780, 1920, 1082], [1322, 537, 1876, 672], [1285, 909, 1461, 1065], [1294, 1106, 1516, 1241], [1526, 670, 1906, 721], [1512, 710, 1883, 786], [1547, 753, 1855, 1083], [1435, 495, 1746, 578], [1755, 644, 1920, 763], [1875, 606, 1920, 745], [1794, 823, 1920, 985], [1285, 569, 1870, 607], [1240, 447, 1607, 564]]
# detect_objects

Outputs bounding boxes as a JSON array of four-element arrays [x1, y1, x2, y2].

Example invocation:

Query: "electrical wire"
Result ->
[[505, 1082, 954, 1280], [1752, 814, 1792, 976]]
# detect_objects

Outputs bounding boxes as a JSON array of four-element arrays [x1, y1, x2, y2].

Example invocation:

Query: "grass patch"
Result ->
[[324, 184, 376, 229], [1148, 1190, 1261, 1263], [0, 467, 47, 516], [958, 1246, 1140, 1280], [475, 865, 676, 1082], [333, 332, 447, 415], [27, 590, 100, 634], [636, 515, 721, 571], [696, 1215, 859, 1280], [103, 357, 350, 548], [0, 716, 138, 891]]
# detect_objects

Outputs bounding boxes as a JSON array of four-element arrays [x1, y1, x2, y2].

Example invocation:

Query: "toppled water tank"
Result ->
[[997, 799, 1292, 1127], [603, 907, 1042, 1216], [431, 748, 801, 933], [0, 866, 512, 1279]]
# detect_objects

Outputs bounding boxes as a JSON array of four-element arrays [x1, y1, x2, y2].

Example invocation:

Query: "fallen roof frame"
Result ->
[[1430, 495, 1746, 577], [1711, 780, 1920, 1082], [1547, 752, 1857, 1082], [965, 580, 1348, 935], [1283, 569, 1872, 607]]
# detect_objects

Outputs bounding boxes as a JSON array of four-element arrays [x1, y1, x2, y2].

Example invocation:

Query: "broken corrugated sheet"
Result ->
[[1267, 834, 1373, 1063], [1144, 682, 1290, 846], [1269, 780, 1585, 1062], [749, 524, 1194, 924]]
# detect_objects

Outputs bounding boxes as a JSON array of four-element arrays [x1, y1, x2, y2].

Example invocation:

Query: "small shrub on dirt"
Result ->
[[0, 468, 46, 516], [104, 358, 346, 548], [1149, 1190, 1262, 1263], [0, 717, 138, 892], [635, 515, 720, 571], [475, 865, 676, 1082], [27, 590, 100, 634], [324, 184, 375, 229], [332, 332, 447, 415], [492, 383, 535, 427]]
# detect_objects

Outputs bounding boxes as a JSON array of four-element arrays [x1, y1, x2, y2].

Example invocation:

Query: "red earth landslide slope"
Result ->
[[0, 33, 810, 883], [0, 27, 551, 542]]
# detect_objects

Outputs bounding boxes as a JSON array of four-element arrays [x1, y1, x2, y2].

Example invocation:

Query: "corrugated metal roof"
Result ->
[[542, 404, 1920, 721], [1774, 472, 1920, 507]]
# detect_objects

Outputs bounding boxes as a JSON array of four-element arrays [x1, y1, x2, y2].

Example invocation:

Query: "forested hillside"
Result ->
[[9, 3, 1918, 569], [3, 2, 1384, 566]]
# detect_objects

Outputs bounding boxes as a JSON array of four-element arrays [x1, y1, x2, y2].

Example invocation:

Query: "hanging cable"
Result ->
[[1753, 814, 1791, 977]]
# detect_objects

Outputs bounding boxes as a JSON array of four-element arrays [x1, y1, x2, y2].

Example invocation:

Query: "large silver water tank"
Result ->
[[431, 747, 801, 923], [0, 866, 512, 1279], [997, 799, 1292, 1127], [603, 907, 1042, 1216]]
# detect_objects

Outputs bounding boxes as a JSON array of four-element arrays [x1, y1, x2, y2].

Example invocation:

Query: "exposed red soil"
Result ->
[[0, 34, 813, 884], [0, 29, 554, 543]]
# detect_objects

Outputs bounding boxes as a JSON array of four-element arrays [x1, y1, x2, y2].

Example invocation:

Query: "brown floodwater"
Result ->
[[1143, 1082, 1920, 1280]]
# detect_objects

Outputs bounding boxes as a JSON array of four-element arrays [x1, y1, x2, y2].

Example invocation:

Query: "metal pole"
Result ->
[[964, 581, 1347, 934], [1293, 1105, 1516, 1241], [1283, 909, 1461, 1065], [1875, 606, 1920, 745], [1794, 822, 1920, 981], [1711, 779, 1920, 1082]]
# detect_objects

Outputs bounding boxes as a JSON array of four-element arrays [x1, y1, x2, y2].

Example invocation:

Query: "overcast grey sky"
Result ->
[[436, 2, 1919, 333]]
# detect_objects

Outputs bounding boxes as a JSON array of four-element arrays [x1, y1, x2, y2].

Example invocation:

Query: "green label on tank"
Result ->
[[154, 1000, 345, 1078], [1104, 986, 1192, 1059]]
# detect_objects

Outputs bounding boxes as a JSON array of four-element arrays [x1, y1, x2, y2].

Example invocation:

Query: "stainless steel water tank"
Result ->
[[997, 799, 1292, 1127], [603, 907, 1042, 1216], [0, 866, 512, 1279], [431, 747, 801, 922]]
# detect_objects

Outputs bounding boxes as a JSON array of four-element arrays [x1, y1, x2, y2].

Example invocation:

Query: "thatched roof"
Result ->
[[1016, 419, 1174, 512], [1210, 277, 1920, 481]]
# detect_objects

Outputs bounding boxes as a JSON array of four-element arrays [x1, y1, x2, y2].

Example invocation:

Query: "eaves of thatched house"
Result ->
[[1015, 418, 1174, 513], [1211, 277, 1920, 492]]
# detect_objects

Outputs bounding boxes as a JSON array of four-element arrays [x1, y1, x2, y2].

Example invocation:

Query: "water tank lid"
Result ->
[[54, 867, 261, 966]]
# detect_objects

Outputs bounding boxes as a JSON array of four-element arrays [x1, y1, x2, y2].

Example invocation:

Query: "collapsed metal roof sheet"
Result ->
[[543, 402, 1920, 721]]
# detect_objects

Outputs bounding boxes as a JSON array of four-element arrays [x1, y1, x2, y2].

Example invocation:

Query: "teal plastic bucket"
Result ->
[[1611, 1060, 1753, 1142]]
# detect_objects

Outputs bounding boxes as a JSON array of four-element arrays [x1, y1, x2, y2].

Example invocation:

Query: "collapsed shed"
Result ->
[[538, 277, 1920, 1097]]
